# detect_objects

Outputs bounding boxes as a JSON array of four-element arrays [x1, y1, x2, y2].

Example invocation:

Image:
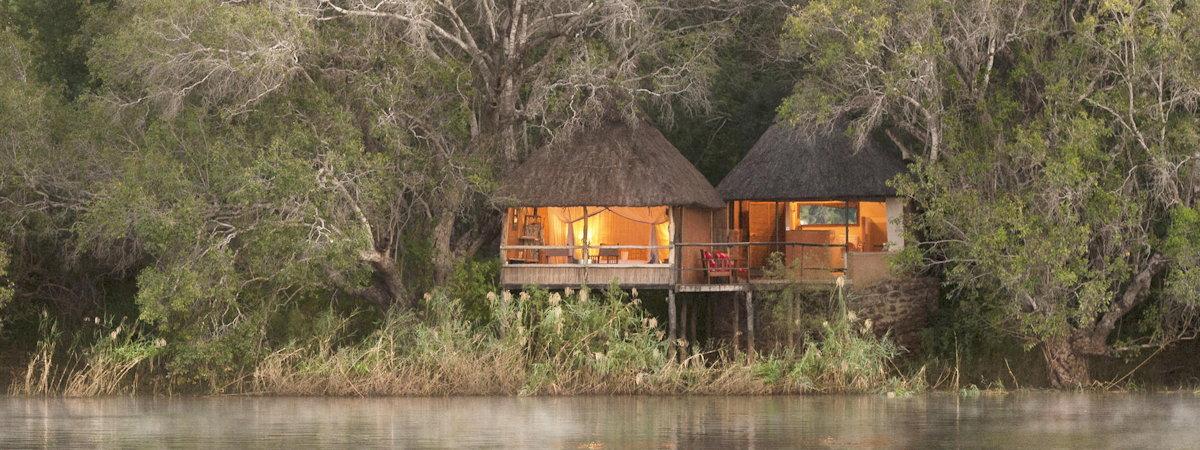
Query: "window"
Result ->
[[504, 206, 671, 264], [786, 201, 889, 252]]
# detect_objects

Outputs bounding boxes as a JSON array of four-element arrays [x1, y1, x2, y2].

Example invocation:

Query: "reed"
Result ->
[[244, 283, 917, 396], [6, 283, 917, 396], [9, 314, 161, 396]]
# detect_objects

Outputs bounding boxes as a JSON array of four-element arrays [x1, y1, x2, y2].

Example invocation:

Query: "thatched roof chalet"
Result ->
[[717, 123, 908, 201], [499, 120, 724, 209]]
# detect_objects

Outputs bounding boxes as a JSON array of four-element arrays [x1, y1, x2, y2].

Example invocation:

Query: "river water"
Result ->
[[1, 393, 1198, 448]]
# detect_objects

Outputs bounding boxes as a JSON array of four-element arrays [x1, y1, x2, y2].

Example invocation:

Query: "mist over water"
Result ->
[[2, 393, 1198, 448]]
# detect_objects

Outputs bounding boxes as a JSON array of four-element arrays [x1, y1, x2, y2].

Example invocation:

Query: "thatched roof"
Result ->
[[499, 120, 724, 209], [717, 123, 908, 201]]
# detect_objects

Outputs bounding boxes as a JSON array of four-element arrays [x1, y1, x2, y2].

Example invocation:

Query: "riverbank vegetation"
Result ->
[[2, 0, 1199, 395], [8, 282, 915, 396]]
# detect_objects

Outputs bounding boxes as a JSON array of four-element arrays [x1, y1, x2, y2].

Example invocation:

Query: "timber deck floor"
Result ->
[[674, 279, 840, 293]]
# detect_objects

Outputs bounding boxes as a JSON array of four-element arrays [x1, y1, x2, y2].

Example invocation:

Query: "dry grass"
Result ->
[[9, 317, 160, 397], [242, 285, 916, 397], [6, 285, 918, 397]]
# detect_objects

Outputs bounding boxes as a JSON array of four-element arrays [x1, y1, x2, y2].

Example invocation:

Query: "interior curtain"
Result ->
[[548, 207, 604, 261], [605, 207, 669, 225], [544, 206, 671, 264], [606, 207, 670, 263]]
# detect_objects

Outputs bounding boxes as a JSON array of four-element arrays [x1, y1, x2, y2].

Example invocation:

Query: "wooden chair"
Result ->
[[541, 247, 574, 264], [596, 247, 620, 264], [513, 221, 544, 263], [701, 250, 746, 283]]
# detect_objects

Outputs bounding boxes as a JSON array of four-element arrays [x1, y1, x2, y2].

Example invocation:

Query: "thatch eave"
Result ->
[[717, 122, 908, 202], [498, 120, 724, 210]]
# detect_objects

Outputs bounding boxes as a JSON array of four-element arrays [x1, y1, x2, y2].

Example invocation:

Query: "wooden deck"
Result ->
[[500, 246, 890, 291], [500, 264, 674, 288], [675, 278, 842, 293], [501, 264, 845, 292]]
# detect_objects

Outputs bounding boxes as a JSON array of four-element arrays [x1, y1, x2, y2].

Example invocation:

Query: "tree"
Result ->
[[1, 0, 100, 98], [783, 0, 1200, 386], [0, 244, 11, 313], [0, 26, 125, 320], [660, 2, 797, 182], [320, 0, 733, 161], [91, 0, 736, 287], [318, 0, 737, 281]]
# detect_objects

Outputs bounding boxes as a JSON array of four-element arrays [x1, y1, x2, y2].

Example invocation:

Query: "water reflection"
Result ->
[[2, 393, 1198, 448]]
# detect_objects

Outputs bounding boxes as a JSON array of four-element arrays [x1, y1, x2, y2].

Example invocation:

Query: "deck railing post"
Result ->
[[673, 243, 681, 286]]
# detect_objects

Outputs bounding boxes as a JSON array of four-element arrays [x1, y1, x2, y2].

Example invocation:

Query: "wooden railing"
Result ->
[[501, 241, 858, 285], [673, 241, 847, 285], [500, 244, 672, 265]]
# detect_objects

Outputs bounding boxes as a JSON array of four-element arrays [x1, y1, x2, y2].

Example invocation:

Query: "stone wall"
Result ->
[[848, 276, 940, 351]]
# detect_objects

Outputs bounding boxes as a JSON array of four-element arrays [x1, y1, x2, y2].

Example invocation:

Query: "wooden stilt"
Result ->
[[791, 296, 799, 348], [689, 296, 699, 348], [668, 289, 678, 361], [707, 296, 715, 348], [732, 293, 741, 355], [746, 290, 755, 361], [681, 297, 689, 352]]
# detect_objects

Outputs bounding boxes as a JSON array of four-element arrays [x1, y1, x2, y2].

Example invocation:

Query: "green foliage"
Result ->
[[247, 285, 671, 395], [90, 0, 313, 115], [250, 284, 911, 396], [0, 244, 12, 317], [10, 312, 162, 396], [751, 285, 905, 393], [658, 6, 795, 183], [787, 291, 901, 391], [57, 87, 402, 386], [1, 0, 100, 97], [758, 252, 844, 346], [1163, 207, 1200, 307], [785, 0, 1200, 384], [496, 285, 667, 393], [959, 384, 981, 399], [444, 259, 500, 325], [895, 112, 1139, 342]]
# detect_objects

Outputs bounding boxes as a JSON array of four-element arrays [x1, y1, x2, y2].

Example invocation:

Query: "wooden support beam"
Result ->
[[668, 289, 678, 362], [681, 297, 689, 354], [689, 296, 699, 348], [746, 290, 755, 361], [732, 293, 741, 355], [707, 296, 715, 350]]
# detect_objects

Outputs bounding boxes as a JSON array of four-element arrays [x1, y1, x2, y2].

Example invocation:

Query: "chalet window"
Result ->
[[503, 206, 672, 265]]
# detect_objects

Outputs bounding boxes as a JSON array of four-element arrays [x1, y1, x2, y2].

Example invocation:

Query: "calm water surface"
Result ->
[[1, 393, 1198, 448]]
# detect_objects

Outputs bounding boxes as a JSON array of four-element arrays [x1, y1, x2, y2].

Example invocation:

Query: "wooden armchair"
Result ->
[[596, 247, 620, 264], [540, 248, 574, 264], [701, 249, 747, 283]]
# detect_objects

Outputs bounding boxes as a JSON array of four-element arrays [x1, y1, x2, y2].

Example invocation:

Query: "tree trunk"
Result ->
[[430, 172, 466, 284], [432, 207, 456, 285], [496, 77, 520, 163], [355, 249, 414, 309], [1041, 337, 1091, 388]]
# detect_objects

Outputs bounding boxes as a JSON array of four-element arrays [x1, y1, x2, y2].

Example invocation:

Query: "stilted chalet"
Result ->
[[496, 119, 917, 357], [498, 119, 725, 289], [713, 122, 909, 287]]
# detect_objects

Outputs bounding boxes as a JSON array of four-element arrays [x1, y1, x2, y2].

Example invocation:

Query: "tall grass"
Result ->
[[754, 281, 918, 393], [248, 282, 918, 396], [7, 281, 919, 396], [251, 285, 668, 395], [9, 312, 161, 396]]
